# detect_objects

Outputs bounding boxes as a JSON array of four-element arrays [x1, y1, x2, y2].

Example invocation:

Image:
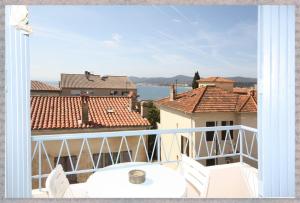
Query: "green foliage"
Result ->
[[192, 71, 200, 89], [146, 101, 160, 129]]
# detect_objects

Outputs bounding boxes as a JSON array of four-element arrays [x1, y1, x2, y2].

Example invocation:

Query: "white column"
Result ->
[[5, 6, 32, 198], [258, 5, 295, 197]]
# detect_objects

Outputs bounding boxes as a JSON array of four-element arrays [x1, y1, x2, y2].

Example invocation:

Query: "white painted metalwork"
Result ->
[[258, 5, 295, 197], [179, 154, 210, 197], [31, 125, 257, 190], [5, 6, 31, 198]]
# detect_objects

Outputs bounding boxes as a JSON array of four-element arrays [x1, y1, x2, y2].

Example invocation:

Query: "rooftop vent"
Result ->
[[107, 107, 115, 113], [101, 76, 109, 80], [85, 71, 93, 81]]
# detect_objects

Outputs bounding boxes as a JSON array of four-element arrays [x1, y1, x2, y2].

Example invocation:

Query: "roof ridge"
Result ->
[[237, 95, 251, 112], [30, 95, 130, 99], [190, 86, 208, 113], [250, 95, 257, 109]]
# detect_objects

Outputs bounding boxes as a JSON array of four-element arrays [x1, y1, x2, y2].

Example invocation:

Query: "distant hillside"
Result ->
[[129, 75, 192, 86], [129, 76, 256, 87]]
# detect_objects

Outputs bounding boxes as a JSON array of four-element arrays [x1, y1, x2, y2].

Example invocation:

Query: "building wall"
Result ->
[[238, 112, 258, 167], [193, 112, 240, 165], [158, 107, 258, 167], [31, 127, 148, 189], [158, 107, 194, 165], [31, 90, 60, 96], [60, 88, 137, 96], [238, 112, 257, 128]]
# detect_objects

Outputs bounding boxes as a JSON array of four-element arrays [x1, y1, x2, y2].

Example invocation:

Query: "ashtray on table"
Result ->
[[128, 169, 146, 184]]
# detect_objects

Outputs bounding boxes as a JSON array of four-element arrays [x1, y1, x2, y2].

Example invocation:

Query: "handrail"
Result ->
[[31, 125, 258, 190], [32, 125, 254, 141]]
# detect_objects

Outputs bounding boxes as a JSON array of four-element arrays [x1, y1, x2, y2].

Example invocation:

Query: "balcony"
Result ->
[[31, 125, 258, 198]]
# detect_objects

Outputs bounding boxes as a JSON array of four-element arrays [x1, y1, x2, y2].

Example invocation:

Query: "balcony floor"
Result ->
[[184, 162, 258, 198]]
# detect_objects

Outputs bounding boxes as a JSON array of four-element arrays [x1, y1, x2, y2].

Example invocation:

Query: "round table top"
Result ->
[[86, 162, 187, 198]]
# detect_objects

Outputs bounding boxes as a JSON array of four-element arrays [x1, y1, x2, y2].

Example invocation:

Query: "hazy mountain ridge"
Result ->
[[129, 75, 257, 87], [38, 76, 257, 88]]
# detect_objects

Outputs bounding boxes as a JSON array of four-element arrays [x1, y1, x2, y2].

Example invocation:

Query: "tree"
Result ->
[[146, 101, 160, 129], [146, 101, 160, 160], [192, 71, 200, 89]]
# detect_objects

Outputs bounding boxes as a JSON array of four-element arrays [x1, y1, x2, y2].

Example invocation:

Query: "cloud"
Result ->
[[170, 6, 194, 25], [172, 18, 182, 23], [32, 24, 103, 47], [103, 33, 122, 48]]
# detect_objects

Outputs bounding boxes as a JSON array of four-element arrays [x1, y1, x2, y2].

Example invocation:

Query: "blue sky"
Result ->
[[29, 5, 257, 81]]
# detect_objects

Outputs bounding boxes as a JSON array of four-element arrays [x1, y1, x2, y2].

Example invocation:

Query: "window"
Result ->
[[206, 121, 216, 141], [221, 121, 234, 140], [54, 156, 77, 184], [70, 90, 81, 95], [181, 136, 189, 156], [121, 91, 129, 96], [70, 90, 94, 95], [110, 90, 118, 96], [92, 151, 132, 168], [206, 159, 215, 166]]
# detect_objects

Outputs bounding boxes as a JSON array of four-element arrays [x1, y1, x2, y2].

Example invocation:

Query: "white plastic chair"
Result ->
[[45, 164, 88, 198], [179, 154, 210, 198]]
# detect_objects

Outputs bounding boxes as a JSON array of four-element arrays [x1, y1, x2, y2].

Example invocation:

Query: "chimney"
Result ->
[[81, 93, 89, 124], [128, 91, 137, 111], [169, 84, 176, 101], [85, 71, 91, 80], [140, 101, 146, 118], [248, 88, 255, 96]]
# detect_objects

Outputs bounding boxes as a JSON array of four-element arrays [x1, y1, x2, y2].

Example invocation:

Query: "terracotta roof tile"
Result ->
[[197, 77, 235, 83], [31, 81, 60, 91], [31, 96, 150, 130], [155, 86, 257, 113], [60, 73, 136, 89], [233, 87, 252, 95]]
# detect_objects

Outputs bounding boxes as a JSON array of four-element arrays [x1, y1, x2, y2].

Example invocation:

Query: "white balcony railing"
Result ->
[[31, 125, 257, 189]]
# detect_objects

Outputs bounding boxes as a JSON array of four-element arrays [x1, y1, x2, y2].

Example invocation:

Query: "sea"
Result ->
[[137, 85, 192, 101]]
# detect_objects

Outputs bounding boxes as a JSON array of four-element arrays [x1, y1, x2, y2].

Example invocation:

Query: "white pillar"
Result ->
[[258, 5, 295, 197], [5, 6, 32, 198]]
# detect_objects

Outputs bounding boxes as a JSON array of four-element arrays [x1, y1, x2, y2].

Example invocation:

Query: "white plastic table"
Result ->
[[86, 162, 187, 198]]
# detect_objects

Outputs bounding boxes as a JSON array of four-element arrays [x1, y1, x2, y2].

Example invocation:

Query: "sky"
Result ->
[[29, 5, 257, 81]]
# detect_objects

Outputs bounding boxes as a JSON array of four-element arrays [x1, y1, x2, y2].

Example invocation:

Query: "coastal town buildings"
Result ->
[[31, 94, 150, 188], [59, 71, 137, 96], [31, 80, 61, 96], [31, 71, 137, 97], [155, 77, 257, 167]]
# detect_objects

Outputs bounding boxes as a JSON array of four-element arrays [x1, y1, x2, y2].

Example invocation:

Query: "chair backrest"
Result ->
[[46, 164, 70, 198], [180, 154, 210, 197]]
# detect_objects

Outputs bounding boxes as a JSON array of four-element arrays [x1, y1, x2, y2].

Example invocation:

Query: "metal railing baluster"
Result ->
[[31, 125, 258, 185]]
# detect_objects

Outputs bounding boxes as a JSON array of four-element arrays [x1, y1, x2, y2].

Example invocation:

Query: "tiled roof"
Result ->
[[236, 95, 257, 112], [155, 86, 257, 113], [233, 87, 252, 95], [31, 81, 60, 91], [197, 77, 235, 83], [31, 96, 150, 130], [60, 73, 136, 89]]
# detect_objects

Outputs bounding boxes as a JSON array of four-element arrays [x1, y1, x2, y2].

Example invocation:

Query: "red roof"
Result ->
[[233, 87, 252, 95], [31, 81, 60, 91], [31, 96, 150, 130], [197, 77, 235, 83], [155, 86, 257, 113]]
